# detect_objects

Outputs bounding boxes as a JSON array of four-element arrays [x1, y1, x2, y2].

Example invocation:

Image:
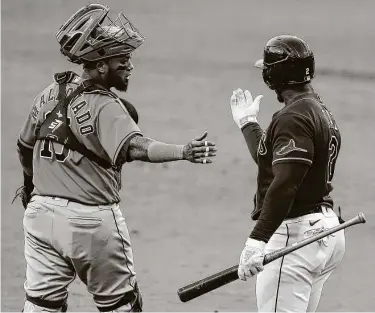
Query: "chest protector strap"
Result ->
[[35, 73, 115, 169]]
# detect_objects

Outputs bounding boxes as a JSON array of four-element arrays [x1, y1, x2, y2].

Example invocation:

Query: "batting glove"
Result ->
[[238, 237, 266, 281], [230, 88, 263, 128]]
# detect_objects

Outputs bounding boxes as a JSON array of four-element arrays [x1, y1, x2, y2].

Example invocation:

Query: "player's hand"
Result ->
[[230, 88, 263, 129], [183, 131, 217, 164], [238, 238, 266, 281]]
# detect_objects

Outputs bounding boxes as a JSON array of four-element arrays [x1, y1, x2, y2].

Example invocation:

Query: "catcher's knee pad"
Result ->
[[23, 295, 68, 312], [98, 283, 143, 312]]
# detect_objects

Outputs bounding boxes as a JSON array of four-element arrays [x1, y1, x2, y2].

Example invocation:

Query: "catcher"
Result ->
[[15, 4, 216, 312]]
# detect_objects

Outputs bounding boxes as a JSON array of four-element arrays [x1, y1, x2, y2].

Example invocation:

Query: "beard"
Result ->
[[107, 68, 129, 92]]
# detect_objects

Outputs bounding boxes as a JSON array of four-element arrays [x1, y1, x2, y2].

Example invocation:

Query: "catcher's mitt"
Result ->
[[12, 173, 34, 209]]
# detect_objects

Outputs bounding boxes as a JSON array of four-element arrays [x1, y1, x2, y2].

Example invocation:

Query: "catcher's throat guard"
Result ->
[[56, 4, 145, 64]]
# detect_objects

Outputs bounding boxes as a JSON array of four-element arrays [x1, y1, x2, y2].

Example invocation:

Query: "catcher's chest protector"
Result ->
[[35, 71, 114, 169]]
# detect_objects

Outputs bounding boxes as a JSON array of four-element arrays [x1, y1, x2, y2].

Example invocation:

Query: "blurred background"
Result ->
[[2, 0, 375, 311]]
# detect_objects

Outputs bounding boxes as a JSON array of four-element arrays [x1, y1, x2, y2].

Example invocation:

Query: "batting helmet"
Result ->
[[56, 4, 145, 64], [255, 35, 315, 90]]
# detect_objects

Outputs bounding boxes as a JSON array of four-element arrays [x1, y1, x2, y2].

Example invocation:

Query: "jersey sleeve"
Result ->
[[19, 92, 46, 148], [97, 100, 142, 164], [19, 83, 59, 148], [270, 113, 314, 166]]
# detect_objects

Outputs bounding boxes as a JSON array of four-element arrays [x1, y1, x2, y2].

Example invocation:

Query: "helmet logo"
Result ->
[[305, 67, 311, 80]]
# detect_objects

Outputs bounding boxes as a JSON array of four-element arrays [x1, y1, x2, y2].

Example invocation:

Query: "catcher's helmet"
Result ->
[[56, 4, 145, 64], [255, 35, 315, 90]]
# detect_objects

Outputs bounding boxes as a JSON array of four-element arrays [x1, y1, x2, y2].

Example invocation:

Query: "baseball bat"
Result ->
[[177, 212, 366, 303]]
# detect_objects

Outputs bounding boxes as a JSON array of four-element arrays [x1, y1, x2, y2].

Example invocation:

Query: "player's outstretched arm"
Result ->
[[230, 88, 264, 164], [125, 131, 216, 164]]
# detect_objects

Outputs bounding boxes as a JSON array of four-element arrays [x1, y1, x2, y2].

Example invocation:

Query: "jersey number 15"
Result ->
[[40, 135, 70, 162]]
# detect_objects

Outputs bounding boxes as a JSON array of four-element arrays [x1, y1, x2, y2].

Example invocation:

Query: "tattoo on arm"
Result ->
[[118, 135, 186, 164], [125, 136, 154, 162]]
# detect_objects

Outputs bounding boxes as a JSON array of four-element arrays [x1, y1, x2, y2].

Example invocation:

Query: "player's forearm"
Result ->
[[126, 136, 184, 163], [241, 122, 263, 164], [250, 162, 310, 242], [17, 139, 33, 177]]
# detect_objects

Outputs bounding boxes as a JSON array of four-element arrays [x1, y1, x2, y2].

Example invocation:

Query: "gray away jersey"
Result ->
[[19, 75, 142, 204]]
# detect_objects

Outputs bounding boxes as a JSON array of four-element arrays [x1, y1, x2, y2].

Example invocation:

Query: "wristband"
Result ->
[[147, 142, 184, 162], [239, 115, 258, 128]]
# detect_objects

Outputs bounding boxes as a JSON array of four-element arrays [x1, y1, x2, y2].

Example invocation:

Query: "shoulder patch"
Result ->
[[276, 139, 307, 156]]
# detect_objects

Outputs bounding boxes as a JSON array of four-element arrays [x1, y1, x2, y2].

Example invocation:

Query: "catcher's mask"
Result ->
[[254, 35, 315, 90], [56, 3, 145, 64]]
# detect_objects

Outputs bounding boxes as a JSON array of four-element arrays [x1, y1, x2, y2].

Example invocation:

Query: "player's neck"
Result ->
[[280, 84, 314, 106], [81, 70, 110, 89]]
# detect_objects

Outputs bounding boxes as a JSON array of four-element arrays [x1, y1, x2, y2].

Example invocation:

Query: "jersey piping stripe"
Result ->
[[272, 157, 313, 165], [18, 136, 34, 149], [111, 207, 136, 289], [274, 223, 290, 312]]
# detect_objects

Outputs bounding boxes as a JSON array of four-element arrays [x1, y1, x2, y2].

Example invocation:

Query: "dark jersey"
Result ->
[[252, 92, 341, 220]]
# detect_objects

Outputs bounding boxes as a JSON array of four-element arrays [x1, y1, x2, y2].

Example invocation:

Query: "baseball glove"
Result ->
[[12, 172, 34, 209]]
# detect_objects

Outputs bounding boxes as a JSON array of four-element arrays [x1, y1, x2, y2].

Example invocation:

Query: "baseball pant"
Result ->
[[256, 206, 345, 312], [22, 195, 139, 312]]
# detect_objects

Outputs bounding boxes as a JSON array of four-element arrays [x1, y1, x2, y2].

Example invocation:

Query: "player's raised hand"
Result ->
[[183, 131, 217, 164], [230, 88, 263, 129]]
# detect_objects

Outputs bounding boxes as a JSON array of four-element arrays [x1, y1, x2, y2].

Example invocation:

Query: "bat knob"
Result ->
[[358, 212, 367, 223]]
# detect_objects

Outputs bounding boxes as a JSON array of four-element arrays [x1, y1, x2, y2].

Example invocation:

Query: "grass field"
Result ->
[[2, 0, 375, 311]]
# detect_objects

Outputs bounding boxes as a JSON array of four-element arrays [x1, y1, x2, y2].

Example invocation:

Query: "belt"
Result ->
[[287, 205, 331, 219]]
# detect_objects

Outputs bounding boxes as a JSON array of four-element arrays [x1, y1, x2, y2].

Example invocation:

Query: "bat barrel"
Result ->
[[177, 265, 238, 302]]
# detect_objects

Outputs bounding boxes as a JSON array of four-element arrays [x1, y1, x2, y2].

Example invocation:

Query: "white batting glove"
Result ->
[[230, 88, 263, 128], [238, 238, 266, 281]]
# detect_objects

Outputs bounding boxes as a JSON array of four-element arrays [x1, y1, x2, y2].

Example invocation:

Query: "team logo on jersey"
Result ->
[[257, 132, 267, 156], [276, 139, 307, 156], [48, 111, 64, 133]]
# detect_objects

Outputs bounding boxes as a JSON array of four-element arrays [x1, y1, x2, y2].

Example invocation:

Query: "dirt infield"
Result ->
[[2, 0, 374, 311]]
